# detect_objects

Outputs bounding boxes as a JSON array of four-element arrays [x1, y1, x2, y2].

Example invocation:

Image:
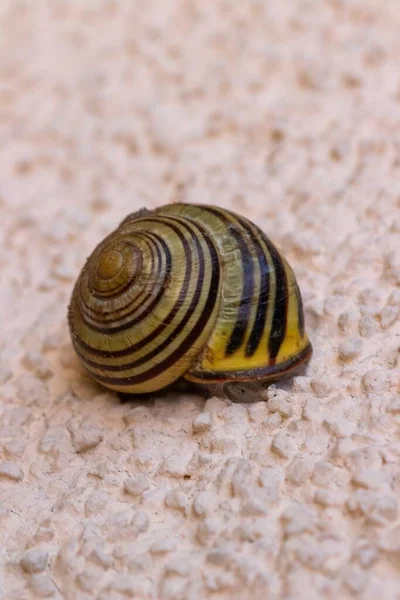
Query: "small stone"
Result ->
[[192, 411, 212, 433], [21, 549, 48, 574], [43, 330, 66, 351], [207, 547, 236, 567], [380, 289, 400, 328], [197, 518, 221, 545], [69, 377, 101, 400], [192, 491, 218, 517], [91, 197, 110, 212], [150, 537, 177, 554], [58, 540, 81, 573], [247, 402, 266, 422], [107, 510, 132, 529], [387, 346, 400, 369], [362, 370, 391, 393], [281, 505, 316, 536], [85, 491, 108, 516], [387, 396, 400, 414], [22, 351, 53, 380], [359, 288, 384, 314], [380, 305, 400, 329], [208, 435, 239, 454], [286, 457, 314, 485], [80, 532, 104, 557], [314, 489, 348, 507], [59, 344, 80, 370], [4, 439, 25, 458], [258, 467, 282, 502], [108, 575, 135, 596], [131, 510, 149, 533], [271, 432, 296, 459], [352, 470, 389, 490], [378, 524, 400, 554], [312, 460, 336, 486], [88, 548, 113, 569], [235, 555, 269, 586], [33, 527, 54, 544], [302, 397, 321, 422], [353, 540, 377, 568], [310, 377, 337, 397], [36, 363, 54, 381], [123, 474, 149, 497], [29, 575, 57, 597], [164, 489, 187, 512], [359, 314, 379, 337], [205, 570, 236, 592], [234, 518, 269, 543], [323, 416, 355, 438], [262, 412, 282, 433], [203, 396, 229, 414], [347, 490, 398, 524], [0, 366, 12, 384], [39, 426, 70, 457], [344, 445, 382, 472], [159, 578, 187, 599], [165, 554, 192, 576], [126, 552, 152, 573], [267, 395, 293, 418], [71, 427, 103, 453], [0, 461, 23, 481], [338, 338, 362, 361], [387, 288, 400, 306], [343, 565, 368, 594], [123, 406, 152, 425], [241, 497, 268, 516], [369, 495, 398, 524], [76, 569, 100, 593], [6, 407, 32, 427], [159, 454, 192, 477], [52, 258, 76, 281], [15, 374, 48, 405], [292, 376, 310, 393], [230, 459, 253, 499]]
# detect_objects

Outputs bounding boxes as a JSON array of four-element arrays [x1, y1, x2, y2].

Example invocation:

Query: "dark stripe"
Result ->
[[294, 280, 305, 338], [201, 207, 253, 357], [266, 242, 288, 362], [233, 213, 290, 363], [86, 221, 220, 385], [245, 235, 270, 357]]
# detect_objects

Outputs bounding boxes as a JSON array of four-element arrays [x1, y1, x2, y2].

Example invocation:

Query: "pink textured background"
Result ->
[[1, 1, 400, 599]]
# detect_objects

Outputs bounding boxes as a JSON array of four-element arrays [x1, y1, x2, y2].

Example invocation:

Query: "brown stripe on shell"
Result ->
[[197, 206, 254, 358]]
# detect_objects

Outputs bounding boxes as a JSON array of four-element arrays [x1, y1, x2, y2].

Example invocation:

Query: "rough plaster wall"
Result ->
[[1, 0, 400, 598]]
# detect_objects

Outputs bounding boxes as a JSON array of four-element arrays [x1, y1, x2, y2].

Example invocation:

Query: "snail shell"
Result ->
[[68, 203, 312, 397]]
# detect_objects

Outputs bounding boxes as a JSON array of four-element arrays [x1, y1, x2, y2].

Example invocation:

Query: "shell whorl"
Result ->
[[68, 208, 222, 393], [68, 203, 312, 394]]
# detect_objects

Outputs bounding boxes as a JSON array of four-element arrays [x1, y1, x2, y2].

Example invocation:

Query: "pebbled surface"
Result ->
[[1, 1, 400, 599]]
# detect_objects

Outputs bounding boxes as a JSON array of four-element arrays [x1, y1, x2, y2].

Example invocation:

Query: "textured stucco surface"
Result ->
[[1, 1, 400, 599]]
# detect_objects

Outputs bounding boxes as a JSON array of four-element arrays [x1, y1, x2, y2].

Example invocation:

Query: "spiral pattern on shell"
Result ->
[[68, 203, 312, 394]]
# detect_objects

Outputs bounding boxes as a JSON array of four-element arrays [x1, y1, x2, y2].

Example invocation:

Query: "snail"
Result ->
[[68, 203, 312, 402]]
